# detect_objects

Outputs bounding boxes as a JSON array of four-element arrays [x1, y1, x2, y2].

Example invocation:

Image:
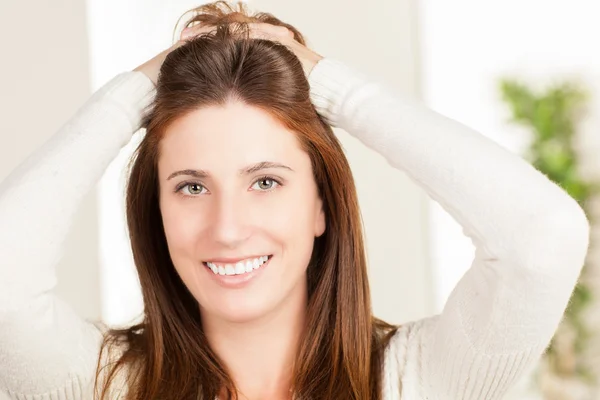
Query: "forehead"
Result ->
[[158, 101, 307, 173]]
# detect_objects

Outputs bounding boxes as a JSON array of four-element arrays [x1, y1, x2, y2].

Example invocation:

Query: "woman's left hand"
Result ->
[[181, 22, 324, 77]]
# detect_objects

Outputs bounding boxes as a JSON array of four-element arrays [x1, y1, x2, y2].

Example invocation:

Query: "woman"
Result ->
[[0, 2, 591, 399]]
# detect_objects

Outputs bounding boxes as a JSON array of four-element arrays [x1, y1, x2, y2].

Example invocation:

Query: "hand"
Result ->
[[133, 25, 215, 85], [181, 22, 324, 77]]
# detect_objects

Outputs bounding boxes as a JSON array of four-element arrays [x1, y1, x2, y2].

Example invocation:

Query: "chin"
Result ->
[[207, 296, 276, 324]]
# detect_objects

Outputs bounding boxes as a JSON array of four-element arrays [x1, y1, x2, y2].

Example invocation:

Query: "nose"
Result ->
[[209, 190, 252, 249]]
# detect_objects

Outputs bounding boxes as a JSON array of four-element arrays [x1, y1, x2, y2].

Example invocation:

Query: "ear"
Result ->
[[314, 198, 326, 237]]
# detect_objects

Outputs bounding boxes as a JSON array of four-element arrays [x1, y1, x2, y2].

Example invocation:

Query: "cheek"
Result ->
[[159, 202, 210, 293], [261, 189, 320, 237], [262, 191, 320, 270], [160, 199, 207, 256]]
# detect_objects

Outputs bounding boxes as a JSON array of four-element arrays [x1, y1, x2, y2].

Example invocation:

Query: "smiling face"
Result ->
[[157, 100, 326, 324]]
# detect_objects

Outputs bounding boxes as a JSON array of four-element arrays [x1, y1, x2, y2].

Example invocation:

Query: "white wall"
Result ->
[[419, 1, 600, 398], [0, 0, 100, 321], [87, 0, 432, 327], [0, 1, 98, 398]]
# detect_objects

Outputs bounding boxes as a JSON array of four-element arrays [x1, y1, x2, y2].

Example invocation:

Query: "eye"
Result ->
[[176, 182, 208, 196], [251, 176, 281, 191]]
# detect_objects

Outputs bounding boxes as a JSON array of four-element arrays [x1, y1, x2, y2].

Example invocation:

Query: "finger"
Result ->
[[181, 23, 216, 40], [248, 23, 292, 41], [181, 22, 293, 43]]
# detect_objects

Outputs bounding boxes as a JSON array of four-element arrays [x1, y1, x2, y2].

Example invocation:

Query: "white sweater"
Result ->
[[0, 58, 591, 400]]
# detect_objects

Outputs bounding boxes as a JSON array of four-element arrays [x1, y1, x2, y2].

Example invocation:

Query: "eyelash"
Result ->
[[174, 175, 283, 198]]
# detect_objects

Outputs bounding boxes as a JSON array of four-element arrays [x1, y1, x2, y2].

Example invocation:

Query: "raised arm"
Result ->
[[307, 58, 590, 399], [0, 71, 155, 398]]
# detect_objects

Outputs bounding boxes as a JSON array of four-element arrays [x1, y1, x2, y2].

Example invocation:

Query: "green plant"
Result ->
[[499, 78, 599, 384]]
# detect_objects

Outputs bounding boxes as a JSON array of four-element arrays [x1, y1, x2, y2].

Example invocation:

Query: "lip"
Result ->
[[203, 255, 270, 264], [203, 255, 272, 289]]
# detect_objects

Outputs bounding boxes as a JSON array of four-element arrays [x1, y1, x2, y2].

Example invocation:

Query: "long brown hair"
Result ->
[[95, 2, 398, 399]]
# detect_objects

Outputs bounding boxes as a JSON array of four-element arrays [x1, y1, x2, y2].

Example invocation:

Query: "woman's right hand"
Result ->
[[133, 24, 214, 86]]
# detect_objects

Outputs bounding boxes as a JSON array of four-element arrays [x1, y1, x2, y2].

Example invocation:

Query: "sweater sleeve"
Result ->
[[0, 71, 155, 399], [307, 58, 591, 399]]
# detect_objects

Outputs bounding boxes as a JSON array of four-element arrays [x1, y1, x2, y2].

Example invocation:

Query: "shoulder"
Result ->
[[92, 322, 134, 399], [381, 316, 441, 398]]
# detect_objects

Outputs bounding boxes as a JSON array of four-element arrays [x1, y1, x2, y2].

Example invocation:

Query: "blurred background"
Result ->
[[1, 0, 599, 398]]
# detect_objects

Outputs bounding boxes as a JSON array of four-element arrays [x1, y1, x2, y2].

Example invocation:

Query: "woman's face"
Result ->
[[158, 100, 326, 323]]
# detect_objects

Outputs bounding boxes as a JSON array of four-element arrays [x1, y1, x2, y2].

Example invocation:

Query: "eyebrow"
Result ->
[[166, 161, 294, 181]]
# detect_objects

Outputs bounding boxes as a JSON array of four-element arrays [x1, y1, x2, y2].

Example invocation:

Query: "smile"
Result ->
[[203, 255, 271, 276]]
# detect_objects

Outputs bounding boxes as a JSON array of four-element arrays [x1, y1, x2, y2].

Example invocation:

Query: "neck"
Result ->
[[203, 287, 307, 400]]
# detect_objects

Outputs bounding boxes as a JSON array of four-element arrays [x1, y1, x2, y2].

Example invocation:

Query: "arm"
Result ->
[[0, 71, 155, 398], [308, 58, 590, 399]]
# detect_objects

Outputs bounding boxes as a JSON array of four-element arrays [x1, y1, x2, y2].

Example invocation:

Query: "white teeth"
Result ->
[[235, 262, 245, 274], [206, 256, 270, 276]]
